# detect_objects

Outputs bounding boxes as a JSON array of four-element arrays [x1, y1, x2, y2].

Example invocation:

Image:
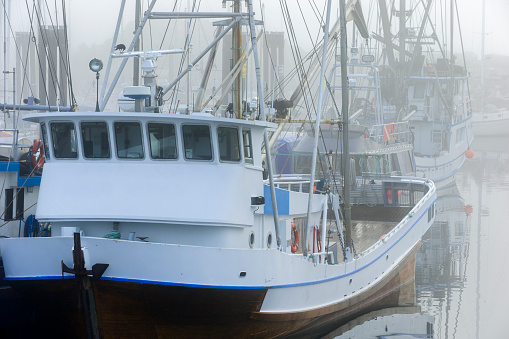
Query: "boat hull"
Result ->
[[473, 111, 509, 137], [7, 243, 419, 338]]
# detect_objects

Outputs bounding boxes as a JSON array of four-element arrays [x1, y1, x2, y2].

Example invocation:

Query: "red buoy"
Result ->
[[465, 149, 474, 159]]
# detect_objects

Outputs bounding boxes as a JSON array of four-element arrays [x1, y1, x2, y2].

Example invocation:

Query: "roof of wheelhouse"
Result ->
[[23, 111, 277, 129]]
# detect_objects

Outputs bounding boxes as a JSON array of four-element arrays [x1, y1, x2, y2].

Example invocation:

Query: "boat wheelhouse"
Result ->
[[27, 111, 327, 248]]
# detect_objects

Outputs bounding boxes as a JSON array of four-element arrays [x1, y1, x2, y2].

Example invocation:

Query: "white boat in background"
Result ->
[[0, 131, 42, 238], [350, 0, 474, 189], [473, 110, 509, 137], [0, 1, 437, 337], [472, 0, 509, 138]]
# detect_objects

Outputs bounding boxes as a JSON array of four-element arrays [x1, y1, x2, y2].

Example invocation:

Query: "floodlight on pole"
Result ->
[[89, 58, 104, 112]]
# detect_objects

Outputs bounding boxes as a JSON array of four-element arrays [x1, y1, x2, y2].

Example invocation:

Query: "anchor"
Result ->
[[61, 232, 109, 311]]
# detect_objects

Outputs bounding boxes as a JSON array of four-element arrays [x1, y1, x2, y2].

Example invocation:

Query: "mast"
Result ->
[[232, 0, 242, 119], [134, 0, 141, 112], [303, 0, 332, 257], [194, 26, 223, 111], [450, 0, 454, 62], [340, 0, 352, 257], [480, 0, 485, 114], [449, 0, 455, 110], [247, 0, 281, 247], [399, 0, 406, 65], [3, 0, 8, 112]]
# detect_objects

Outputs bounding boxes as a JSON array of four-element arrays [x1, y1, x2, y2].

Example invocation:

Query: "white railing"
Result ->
[[353, 177, 435, 260], [369, 121, 411, 145], [271, 175, 322, 193]]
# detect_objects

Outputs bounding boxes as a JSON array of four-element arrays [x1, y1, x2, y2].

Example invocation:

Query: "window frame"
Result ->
[[181, 124, 214, 162], [113, 121, 146, 160], [242, 129, 254, 165], [40, 122, 51, 160], [147, 122, 179, 161], [49, 121, 79, 160], [217, 125, 241, 163], [80, 121, 112, 160]]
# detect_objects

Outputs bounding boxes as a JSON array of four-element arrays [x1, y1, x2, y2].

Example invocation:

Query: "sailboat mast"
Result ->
[[340, 0, 352, 255]]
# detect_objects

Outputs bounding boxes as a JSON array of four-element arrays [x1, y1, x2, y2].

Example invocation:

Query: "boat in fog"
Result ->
[[0, 1, 437, 337]]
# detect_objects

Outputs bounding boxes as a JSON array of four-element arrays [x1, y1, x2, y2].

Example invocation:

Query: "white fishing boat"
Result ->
[[0, 131, 42, 239], [472, 0, 509, 138], [349, 0, 475, 189], [273, 60, 417, 193], [473, 109, 509, 137], [0, 0, 78, 239], [0, 1, 437, 337]]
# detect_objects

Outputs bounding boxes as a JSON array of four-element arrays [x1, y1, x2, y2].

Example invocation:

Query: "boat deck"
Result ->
[[327, 205, 413, 261], [351, 205, 413, 223]]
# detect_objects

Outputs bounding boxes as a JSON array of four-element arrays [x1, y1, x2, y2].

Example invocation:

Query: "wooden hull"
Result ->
[[8, 242, 420, 338]]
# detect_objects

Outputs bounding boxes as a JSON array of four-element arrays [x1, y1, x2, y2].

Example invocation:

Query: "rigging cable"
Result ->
[[0, 0, 37, 100], [61, 0, 76, 107], [277, 1, 342, 201], [38, 0, 67, 106], [168, 0, 202, 113], [23, 0, 50, 106]]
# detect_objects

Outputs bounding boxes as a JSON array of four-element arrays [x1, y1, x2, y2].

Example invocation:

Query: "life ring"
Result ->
[[31, 140, 45, 170], [313, 226, 321, 253], [291, 222, 299, 253]]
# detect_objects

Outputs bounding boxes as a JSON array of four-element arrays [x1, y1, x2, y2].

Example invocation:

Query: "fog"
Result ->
[[66, 0, 509, 57], [2, 0, 509, 111]]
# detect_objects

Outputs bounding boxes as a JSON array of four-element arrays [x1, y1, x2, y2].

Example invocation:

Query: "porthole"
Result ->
[[249, 231, 255, 248], [267, 232, 273, 248]]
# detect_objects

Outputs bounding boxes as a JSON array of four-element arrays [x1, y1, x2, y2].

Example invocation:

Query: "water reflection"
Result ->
[[326, 136, 509, 338], [416, 182, 471, 339], [323, 306, 433, 339]]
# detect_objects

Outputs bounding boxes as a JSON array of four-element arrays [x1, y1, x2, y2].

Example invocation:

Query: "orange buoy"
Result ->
[[465, 149, 474, 159]]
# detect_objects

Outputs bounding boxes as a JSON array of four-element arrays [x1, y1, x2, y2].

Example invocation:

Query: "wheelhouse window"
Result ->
[[413, 83, 426, 99], [114, 122, 144, 159], [182, 125, 212, 161], [148, 123, 177, 160], [218, 126, 240, 162], [242, 129, 253, 164], [40, 123, 50, 160], [81, 122, 110, 159], [50, 122, 78, 159]]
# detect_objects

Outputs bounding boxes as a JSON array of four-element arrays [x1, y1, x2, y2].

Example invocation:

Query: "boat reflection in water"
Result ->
[[416, 183, 470, 296], [323, 306, 434, 339]]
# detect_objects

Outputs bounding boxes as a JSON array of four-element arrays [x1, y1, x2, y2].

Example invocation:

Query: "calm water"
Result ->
[[2, 137, 508, 338], [420, 136, 509, 338], [330, 135, 509, 338]]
